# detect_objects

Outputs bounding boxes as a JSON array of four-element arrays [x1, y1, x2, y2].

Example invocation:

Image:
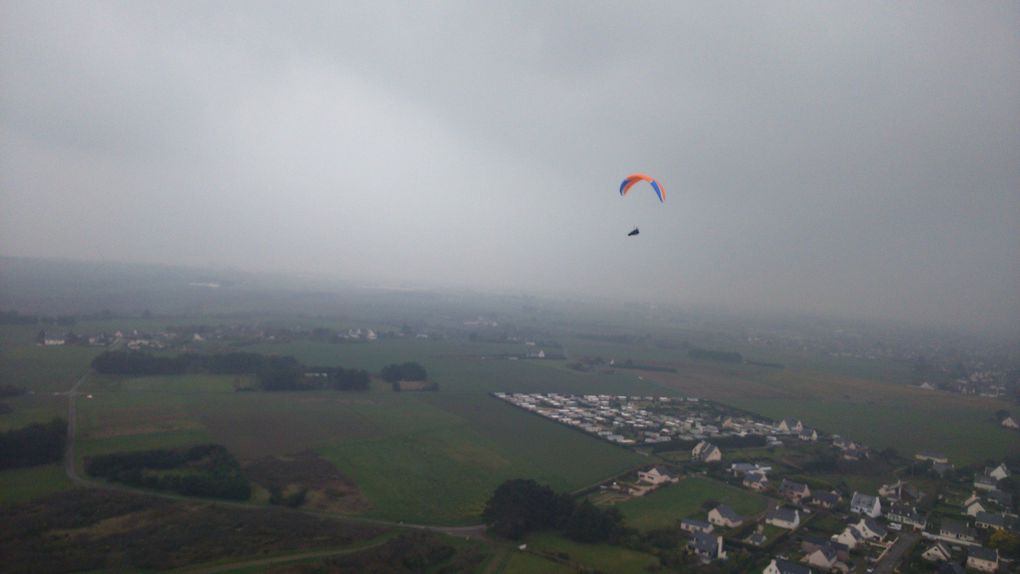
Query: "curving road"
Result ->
[[62, 372, 488, 542]]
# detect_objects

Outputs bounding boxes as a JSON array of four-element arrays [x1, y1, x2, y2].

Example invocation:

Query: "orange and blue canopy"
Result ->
[[619, 173, 665, 202]]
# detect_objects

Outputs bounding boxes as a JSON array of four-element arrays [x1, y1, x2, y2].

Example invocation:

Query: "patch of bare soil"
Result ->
[[243, 451, 370, 513]]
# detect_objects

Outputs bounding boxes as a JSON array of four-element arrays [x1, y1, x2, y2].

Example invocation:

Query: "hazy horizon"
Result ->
[[3, 2, 1018, 335]]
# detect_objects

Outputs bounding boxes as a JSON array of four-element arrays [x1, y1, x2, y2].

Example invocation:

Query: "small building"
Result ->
[[798, 428, 818, 442], [974, 472, 1000, 492], [746, 529, 768, 547], [763, 558, 813, 574], [680, 517, 714, 534], [780, 479, 811, 504], [766, 507, 800, 530], [42, 333, 66, 346], [812, 491, 840, 509], [852, 517, 887, 542], [692, 440, 722, 463], [939, 519, 977, 543], [743, 471, 769, 491], [974, 511, 1010, 530], [987, 463, 1011, 481], [688, 530, 726, 561], [832, 525, 864, 550], [776, 418, 804, 434], [1002, 416, 1019, 429], [922, 542, 952, 563], [803, 543, 838, 571], [850, 492, 881, 517], [885, 503, 927, 529], [708, 504, 744, 528], [638, 466, 678, 486], [915, 451, 949, 464], [966, 547, 999, 573]]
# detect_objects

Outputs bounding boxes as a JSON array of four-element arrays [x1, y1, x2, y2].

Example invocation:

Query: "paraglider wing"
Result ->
[[619, 173, 665, 202], [627, 227, 640, 237]]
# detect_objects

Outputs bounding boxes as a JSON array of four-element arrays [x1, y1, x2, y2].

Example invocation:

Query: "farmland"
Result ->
[[611, 476, 769, 531]]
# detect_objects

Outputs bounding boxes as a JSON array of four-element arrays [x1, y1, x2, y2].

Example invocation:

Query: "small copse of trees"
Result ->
[[85, 444, 251, 500], [482, 479, 625, 543], [0, 418, 67, 469]]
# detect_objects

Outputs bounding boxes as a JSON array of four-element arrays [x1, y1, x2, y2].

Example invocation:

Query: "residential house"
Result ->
[[974, 472, 1000, 492], [939, 519, 978, 544], [812, 491, 840, 509], [766, 507, 800, 530], [915, 451, 949, 464], [638, 466, 678, 486], [1002, 416, 1019, 429], [832, 525, 865, 550], [937, 563, 966, 574], [680, 518, 714, 534], [885, 503, 927, 529], [964, 497, 988, 517], [744, 471, 769, 491], [852, 517, 887, 542], [966, 547, 999, 572], [975, 511, 1010, 530], [763, 558, 813, 574], [850, 492, 882, 517], [922, 542, 952, 563], [42, 333, 66, 346], [780, 479, 811, 504], [708, 504, 744, 528], [692, 440, 722, 463], [776, 418, 804, 434], [987, 463, 1011, 481], [798, 428, 818, 442], [985, 489, 1013, 509], [688, 530, 726, 561], [803, 543, 838, 571]]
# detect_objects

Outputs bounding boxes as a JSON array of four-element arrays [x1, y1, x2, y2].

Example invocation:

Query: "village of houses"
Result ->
[[496, 393, 1020, 573]]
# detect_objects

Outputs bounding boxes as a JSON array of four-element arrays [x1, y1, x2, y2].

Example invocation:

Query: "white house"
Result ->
[[1002, 416, 1019, 429], [852, 518, 887, 542], [692, 440, 722, 463], [776, 418, 804, 434], [637, 466, 678, 486], [987, 463, 1011, 481], [832, 526, 864, 550], [708, 504, 744, 528], [850, 492, 881, 517], [766, 507, 800, 530], [780, 479, 811, 503], [967, 547, 999, 572], [921, 542, 951, 563]]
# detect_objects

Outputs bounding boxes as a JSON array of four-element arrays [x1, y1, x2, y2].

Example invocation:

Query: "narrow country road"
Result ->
[[874, 530, 920, 574]]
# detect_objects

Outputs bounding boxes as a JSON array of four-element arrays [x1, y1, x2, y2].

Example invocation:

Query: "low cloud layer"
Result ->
[[2, 1, 1018, 334]]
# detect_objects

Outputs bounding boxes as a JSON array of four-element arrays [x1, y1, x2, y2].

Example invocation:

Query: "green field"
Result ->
[[0, 464, 76, 505], [612, 476, 769, 531], [74, 366, 646, 525], [523, 531, 658, 574], [500, 550, 574, 574]]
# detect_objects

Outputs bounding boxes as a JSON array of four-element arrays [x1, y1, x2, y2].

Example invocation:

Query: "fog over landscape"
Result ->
[[2, 1, 1018, 334]]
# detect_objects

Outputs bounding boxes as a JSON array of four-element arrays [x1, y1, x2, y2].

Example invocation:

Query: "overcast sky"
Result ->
[[1, 1, 1018, 334]]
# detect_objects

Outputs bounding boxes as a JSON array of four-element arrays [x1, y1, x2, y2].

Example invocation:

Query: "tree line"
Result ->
[[85, 444, 251, 500], [91, 351, 371, 392], [0, 418, 67, 470], [482, 479, 625, 543]]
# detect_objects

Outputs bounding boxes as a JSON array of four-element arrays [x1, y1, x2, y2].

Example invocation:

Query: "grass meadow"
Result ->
[[612, 476, 769, 531], [0, 463, 76, 505]]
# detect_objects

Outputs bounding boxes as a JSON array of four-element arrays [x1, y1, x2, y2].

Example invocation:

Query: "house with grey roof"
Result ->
[[850, 492, 881, 517], [680, 517, 714, 534], [780, 479, 811, 503], [939, 519, 978, 543], [708, 504, 744, 528], [974, 511, 1010, 530], [921, 542, 952, 563], [688, 530, 726, 561], [766, 507, 800, 530], [966, 547, 998, 572], [886, 503, 927, 529], [812, 490, 840, 509]]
